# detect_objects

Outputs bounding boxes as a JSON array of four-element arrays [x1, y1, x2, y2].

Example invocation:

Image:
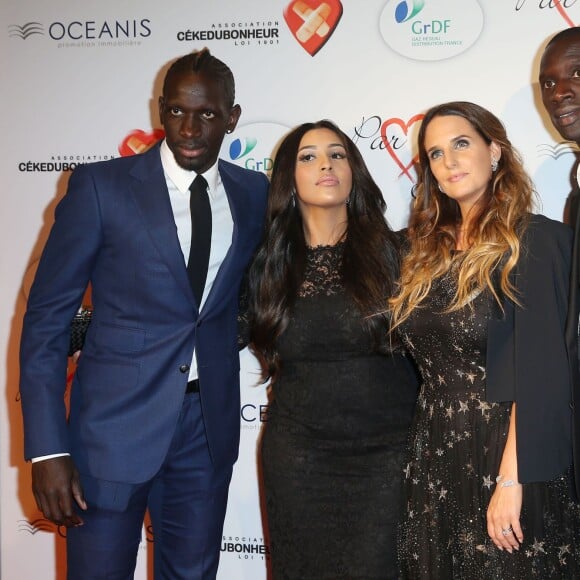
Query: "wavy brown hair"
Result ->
[[249, 120, 400, 382], [390, 101, 534, 328]]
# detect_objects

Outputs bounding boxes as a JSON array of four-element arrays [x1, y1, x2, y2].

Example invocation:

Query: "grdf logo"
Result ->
[[394, 1, 425, 23], [380, 0, 483, 61], [229, 137, 257, 161]]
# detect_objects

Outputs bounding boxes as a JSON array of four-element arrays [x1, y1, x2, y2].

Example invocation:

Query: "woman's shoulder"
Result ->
[[524, 213, 572, 247], [526, 213, 571, 235], [519, 213, 572, 271]]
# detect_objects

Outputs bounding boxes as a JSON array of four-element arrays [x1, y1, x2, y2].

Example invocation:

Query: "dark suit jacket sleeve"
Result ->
[[486, 214, 573, 483], [20, 164, 102, 459]]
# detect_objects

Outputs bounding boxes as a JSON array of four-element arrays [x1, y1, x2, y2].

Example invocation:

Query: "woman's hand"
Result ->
[[487, 402, 523, 552], [486, 478, 523, 552]]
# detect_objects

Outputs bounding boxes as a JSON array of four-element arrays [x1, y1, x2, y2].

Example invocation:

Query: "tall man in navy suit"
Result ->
[[19, 48, 269, 579], [539, 27, 580, 498]]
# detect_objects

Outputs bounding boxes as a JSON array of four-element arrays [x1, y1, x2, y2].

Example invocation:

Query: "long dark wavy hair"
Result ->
[[249, 119, 401, 382]]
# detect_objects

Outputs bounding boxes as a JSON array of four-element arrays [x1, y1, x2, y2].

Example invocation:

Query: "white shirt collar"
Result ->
[[159, 139, 219, 196]]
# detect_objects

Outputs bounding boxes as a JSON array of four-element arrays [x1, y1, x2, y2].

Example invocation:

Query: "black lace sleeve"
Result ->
[[237, 269, 251, 351]]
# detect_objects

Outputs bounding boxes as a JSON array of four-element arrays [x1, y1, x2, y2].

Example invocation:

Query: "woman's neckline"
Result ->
[[306, 240, 346, 250]]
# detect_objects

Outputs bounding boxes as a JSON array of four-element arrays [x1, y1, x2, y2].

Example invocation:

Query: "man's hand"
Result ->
[[32, 456, 87, 527]]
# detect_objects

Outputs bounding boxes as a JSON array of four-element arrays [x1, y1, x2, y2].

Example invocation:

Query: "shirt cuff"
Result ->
[[31, 453, 70, 463]]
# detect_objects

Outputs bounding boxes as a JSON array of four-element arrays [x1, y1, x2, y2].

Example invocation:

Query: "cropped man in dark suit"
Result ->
[[539, 26, 580, 497], [19, 48, 268, 579]]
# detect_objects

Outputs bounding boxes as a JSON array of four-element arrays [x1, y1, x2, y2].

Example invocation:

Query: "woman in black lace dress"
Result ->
[[391, 101, 580, 578], [248, 120, 418, 579]]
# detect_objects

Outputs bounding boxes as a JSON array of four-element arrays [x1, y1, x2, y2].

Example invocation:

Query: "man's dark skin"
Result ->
[[539, 29, 580, 146], [31, 67, 242, 528]]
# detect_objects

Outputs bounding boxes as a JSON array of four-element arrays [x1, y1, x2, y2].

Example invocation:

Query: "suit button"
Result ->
[[179, 364, 190, 373]]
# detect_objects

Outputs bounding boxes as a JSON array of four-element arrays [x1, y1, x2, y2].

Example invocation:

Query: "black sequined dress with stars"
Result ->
[[398, 268, 580, 579], [261, 243, 418, 580]]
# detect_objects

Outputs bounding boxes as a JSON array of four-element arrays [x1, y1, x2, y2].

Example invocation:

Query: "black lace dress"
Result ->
[[261, 243, 418, 580], [397, 269, 580, 579]]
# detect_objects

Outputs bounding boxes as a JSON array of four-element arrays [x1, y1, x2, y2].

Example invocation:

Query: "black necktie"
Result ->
[[187, 174, 212, 306]]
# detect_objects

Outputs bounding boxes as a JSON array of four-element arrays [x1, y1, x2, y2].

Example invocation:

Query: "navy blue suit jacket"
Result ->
[[20, 143, 268, 484]]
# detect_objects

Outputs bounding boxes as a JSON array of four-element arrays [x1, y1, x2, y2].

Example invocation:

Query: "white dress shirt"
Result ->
[[159, 139, 234, 381]]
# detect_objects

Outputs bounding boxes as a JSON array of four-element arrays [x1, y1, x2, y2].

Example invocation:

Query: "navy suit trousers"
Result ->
[[67, 392, 233, 580]]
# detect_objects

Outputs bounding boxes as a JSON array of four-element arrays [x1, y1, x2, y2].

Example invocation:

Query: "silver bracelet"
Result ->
[[495, 475, 516, 488]]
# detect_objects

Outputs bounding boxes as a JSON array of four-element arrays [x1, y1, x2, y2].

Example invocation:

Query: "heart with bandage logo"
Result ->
[[118, 129, 165, 157], [284, 0, 343, 56]]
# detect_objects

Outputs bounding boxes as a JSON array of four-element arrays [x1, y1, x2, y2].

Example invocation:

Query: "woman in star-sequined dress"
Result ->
[[391, 101, 580, 578], [248, 120, 418, 579]]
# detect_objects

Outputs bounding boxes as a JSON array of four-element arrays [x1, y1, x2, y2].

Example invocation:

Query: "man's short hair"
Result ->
[[163, 48, 236, 108]]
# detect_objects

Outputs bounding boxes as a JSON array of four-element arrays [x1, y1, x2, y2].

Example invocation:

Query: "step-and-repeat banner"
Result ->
[[1, 1, 578, 577]]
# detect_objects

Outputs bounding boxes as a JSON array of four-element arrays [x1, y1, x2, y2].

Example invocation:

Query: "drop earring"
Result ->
[[491, 158, 498, 172], [346, 187, 355, 206]]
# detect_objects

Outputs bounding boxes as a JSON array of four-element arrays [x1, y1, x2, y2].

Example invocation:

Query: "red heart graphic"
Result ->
[[554, 0, 576, 27], [118, 129, 165, 157], [284, 0, 343, 56], [380, 115, 424, 183]]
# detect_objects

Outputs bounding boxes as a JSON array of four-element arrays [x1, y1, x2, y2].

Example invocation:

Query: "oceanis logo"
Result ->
[[283, 0, 343, 56], [8, 22, 44, 39], [537, 141, 580, 160], [8, 19, 151, 47], [18, 518, 66, 537], [394, 1, 425, 23], [18, 518, 54, 534]]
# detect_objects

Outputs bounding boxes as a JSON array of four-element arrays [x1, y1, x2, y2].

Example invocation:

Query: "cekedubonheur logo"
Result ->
[[380, 0, 483, 61]]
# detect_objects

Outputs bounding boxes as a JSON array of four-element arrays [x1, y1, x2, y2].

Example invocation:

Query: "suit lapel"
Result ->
[[129, 144, 193, 304]]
